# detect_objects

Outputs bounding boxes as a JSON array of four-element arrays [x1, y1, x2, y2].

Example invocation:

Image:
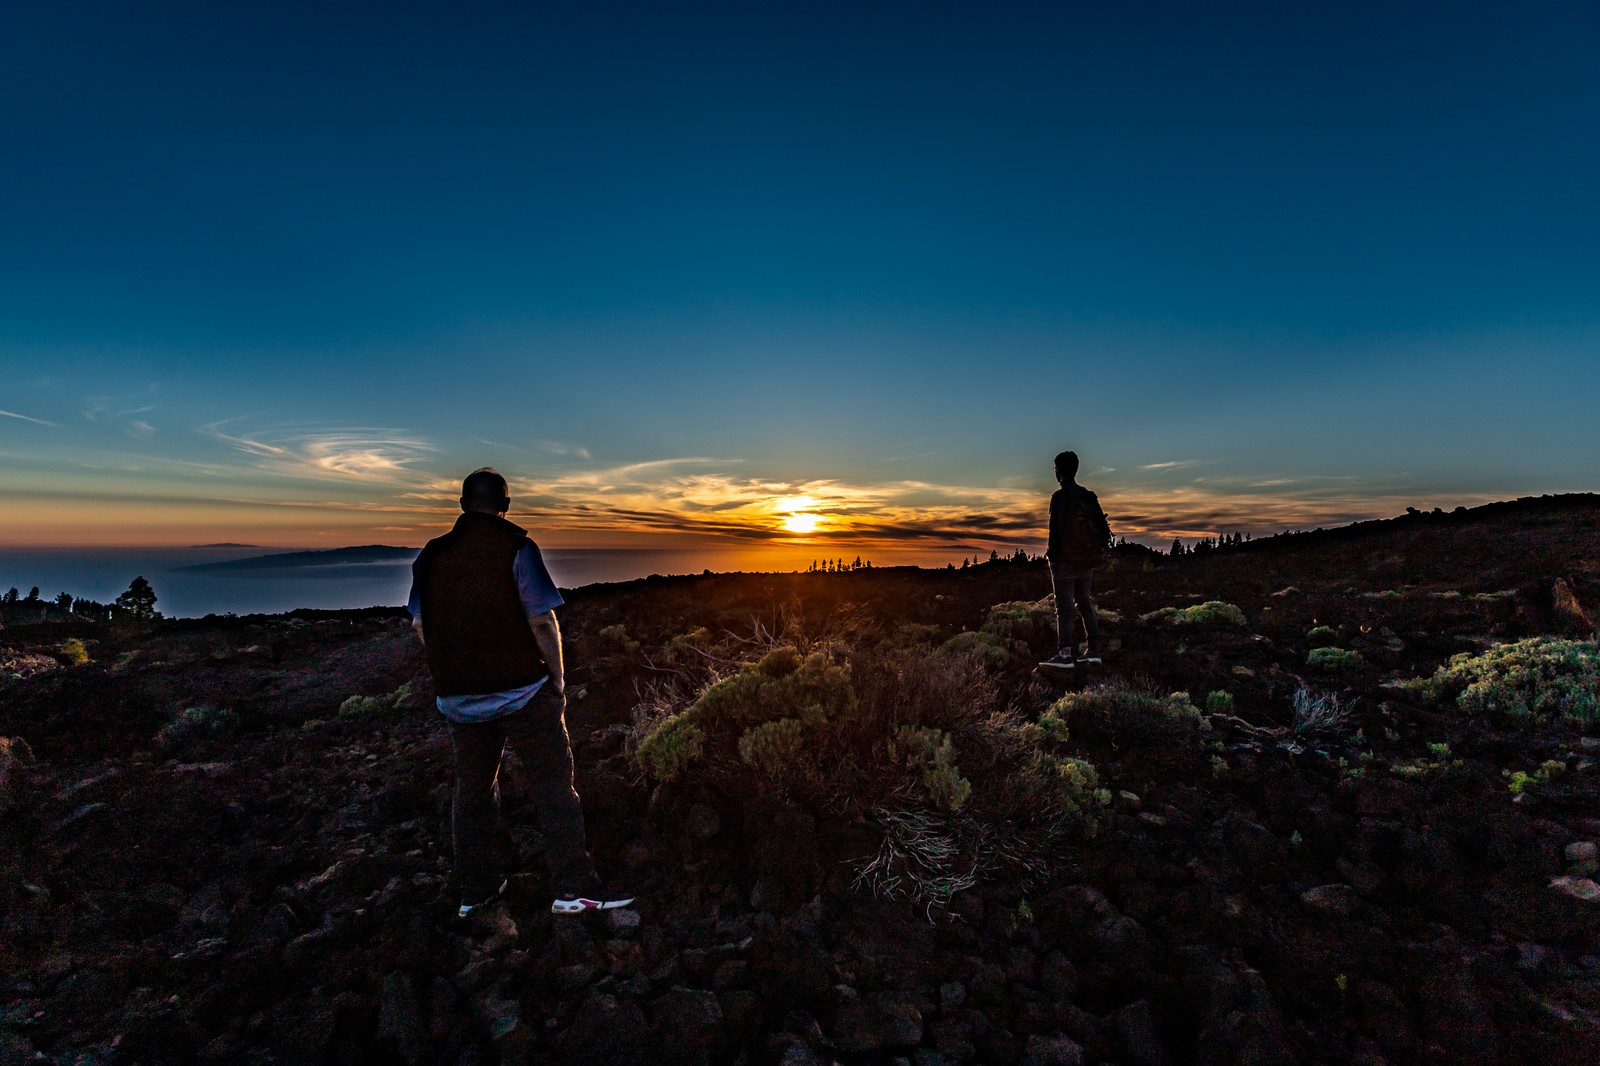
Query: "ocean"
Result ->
[[0, 546, 734, 619]]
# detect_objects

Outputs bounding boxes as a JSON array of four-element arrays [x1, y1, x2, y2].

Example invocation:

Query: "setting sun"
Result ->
[[781, 512, 820, 534]]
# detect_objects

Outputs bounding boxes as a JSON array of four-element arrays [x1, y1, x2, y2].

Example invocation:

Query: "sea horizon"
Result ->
[[0, 543, 972, 619]]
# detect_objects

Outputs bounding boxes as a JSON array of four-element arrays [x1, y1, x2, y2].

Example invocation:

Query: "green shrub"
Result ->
[[1205, 690, 1236, 715], [56, 638, 90, 666], [633, 713, 706, 781], [885, 623, 943, 649], [1421, 638, 1600, 728], [737, 717, 806, 779], [938, 630, 1014, 671], [1139, 600, 1247, 627], [1308, 647, 1365, 672], [891, 726, 971, 812], [1505, 759, 1567, 795], [938, 599, 1057, 670], [656, 626, 711, 663], [157, 704, 237, 748], [597, 623, 640, 654], [1051, 682, 1205, 739], [337, 694, 391, 720], [632, 641, 1107, 904], [1306, 625, 1339, 647]]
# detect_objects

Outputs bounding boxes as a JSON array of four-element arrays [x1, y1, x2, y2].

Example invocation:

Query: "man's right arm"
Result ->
[[528, 609, 564, 697]]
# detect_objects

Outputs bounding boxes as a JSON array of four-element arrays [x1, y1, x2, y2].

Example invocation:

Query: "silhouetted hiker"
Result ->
[[408, 467, 633, 918], [1041, 450, 1112, 671]]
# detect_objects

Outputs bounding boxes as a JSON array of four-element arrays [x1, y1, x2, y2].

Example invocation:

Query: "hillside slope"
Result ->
[[2, 495, 1597, 1065]]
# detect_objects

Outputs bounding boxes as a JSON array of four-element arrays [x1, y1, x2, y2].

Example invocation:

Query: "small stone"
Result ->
[[554, 963, 598, 995], [712, 960, 750, 991], [377, 972, 426, 1064], [1115, 999, 1169, 1066], [1336, 858, 1385, 896], [557, 993, 648, 1062], [1516, 943, 1549, 971], [651, 987, 724, 1051], [608, 908, 642, 934], [686, 802, 723, 841], [778, 1043, 827, 1066], [1021, 1032, 1085, 1066], [1565, 841, 1598, 869], [1300, 884, 1359, 917], [828, 992, 924, 1053], [1549, 876, 1600, 902], [939, 981, 966, 1011]]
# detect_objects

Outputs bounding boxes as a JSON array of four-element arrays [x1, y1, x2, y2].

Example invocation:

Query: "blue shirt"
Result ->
[[408, 540, 565, 724]]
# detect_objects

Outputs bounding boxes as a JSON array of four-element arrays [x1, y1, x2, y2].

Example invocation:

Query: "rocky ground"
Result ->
[[2, 495, 1599, 1065]]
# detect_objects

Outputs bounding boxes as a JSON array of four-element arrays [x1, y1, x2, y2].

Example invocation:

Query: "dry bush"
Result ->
[[1291, 686, 1351, 736]]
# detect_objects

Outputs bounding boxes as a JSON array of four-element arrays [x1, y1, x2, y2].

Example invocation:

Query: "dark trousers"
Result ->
[[1050, 564, 1100, 654], [448, 686, 598, 898]]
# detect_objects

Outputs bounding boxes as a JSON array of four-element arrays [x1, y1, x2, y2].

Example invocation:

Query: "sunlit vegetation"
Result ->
[[935, 598, 1058, 670], [1415, 638, 1600, 728], [1139, 600, 1247, 627], [337, 682, 416, 721], [1307, 646, 1365, 673], [1306, 625, 1339, 647], [157, 703, 237, 748], [56, 638, 90, 666]]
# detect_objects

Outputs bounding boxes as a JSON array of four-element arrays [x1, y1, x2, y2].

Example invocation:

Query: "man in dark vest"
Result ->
[[409, 467, 633, 917], [1042, 450, 1112, 671]]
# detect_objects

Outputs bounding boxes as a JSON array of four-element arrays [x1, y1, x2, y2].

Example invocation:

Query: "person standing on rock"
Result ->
[[1041, 450, 1112, 671], [409, 467, 633, 918]]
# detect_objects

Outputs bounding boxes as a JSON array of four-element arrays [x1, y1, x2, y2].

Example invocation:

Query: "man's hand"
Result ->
[[528, 609, 565, 696]]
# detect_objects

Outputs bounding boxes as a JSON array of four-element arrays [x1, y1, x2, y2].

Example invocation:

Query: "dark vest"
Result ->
[[415, 512, 547, 696]]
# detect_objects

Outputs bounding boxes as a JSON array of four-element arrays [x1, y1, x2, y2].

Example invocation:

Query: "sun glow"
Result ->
[[781, 512, 820, 534]]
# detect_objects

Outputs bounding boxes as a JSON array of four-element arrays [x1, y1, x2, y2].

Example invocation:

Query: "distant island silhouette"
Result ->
[[176, 545, 419, 572]]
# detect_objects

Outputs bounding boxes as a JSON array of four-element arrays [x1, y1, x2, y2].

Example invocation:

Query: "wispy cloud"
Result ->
[[1139, 459, 1209, 472], [82, 397, 158, 438], [0, 408, 57, 426], [202, 422, 438, 482], [540, 440, 593, 461]]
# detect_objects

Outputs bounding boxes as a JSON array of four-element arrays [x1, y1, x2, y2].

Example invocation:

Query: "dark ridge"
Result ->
[[175, 545, 419, 572]]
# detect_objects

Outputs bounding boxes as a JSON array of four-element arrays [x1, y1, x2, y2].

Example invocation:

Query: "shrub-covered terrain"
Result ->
[[632, 634, 1107, 905], [2, 494, 1600, 1064]]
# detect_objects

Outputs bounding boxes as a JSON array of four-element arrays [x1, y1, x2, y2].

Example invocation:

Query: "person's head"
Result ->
[[1054, 450, 1080, 484], [460, 467, 511, 515]]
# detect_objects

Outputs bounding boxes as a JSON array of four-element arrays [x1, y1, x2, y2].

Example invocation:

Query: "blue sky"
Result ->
[[2, 1, 1596, 555]]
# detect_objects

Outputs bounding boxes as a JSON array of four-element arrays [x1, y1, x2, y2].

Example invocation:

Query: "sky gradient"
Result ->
[[3, 2, 1596, 562]]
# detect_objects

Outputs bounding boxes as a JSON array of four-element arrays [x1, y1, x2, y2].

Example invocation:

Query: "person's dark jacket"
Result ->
[[414, 511, 546, 697], [1047, 483, 1112, 572]]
